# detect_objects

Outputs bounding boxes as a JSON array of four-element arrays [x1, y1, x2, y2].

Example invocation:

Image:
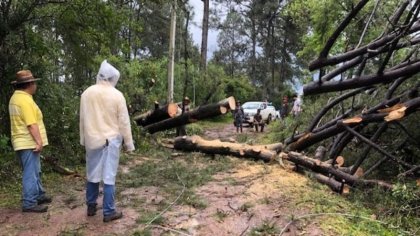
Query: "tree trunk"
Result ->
[[284, 152, 393, 190], [200, 0, 209, 71], [134, 103, 179, 127], [143, 97, 236, 134], [313, 174, 348, 193], [173, 135, 282, 162]]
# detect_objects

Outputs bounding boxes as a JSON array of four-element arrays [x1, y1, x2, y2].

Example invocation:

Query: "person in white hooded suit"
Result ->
[[80, 60, 135, 222]]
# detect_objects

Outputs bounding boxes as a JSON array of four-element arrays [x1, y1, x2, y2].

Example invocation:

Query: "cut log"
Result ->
[[253, 143, 284, 153], [324, 156, 345, 167], [284, 152, 393, 190], [313, 174, 350, 194], [41, 155, 77, 175], [144, 96, 236, 134], [134, 102, 179, 126], [173, 135, 279, 162], [338, 165, 364, 178]]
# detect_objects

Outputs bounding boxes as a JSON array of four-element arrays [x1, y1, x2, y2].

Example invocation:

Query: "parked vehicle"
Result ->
[[242, 101, 277, 125]]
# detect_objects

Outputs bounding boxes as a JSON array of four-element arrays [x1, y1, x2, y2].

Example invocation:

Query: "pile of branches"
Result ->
[[286, 0, 420, 189]]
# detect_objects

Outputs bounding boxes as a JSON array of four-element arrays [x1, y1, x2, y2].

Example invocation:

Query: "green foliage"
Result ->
[[0, 134, 11, 154], [223, 74, 256, 102], [345, 185, 420, 236], [36, 82, 84, 165]]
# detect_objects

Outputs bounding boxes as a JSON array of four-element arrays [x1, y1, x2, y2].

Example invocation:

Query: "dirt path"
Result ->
[[0, 123, 324, 236]]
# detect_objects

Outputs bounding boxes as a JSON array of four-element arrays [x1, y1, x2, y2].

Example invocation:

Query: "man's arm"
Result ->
[[28, 124, 43, 152]]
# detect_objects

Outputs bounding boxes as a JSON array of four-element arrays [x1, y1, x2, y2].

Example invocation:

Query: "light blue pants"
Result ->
[[85, 136, 122, 216], [16, 149, 46, 209], [86, 182, 115, 216]]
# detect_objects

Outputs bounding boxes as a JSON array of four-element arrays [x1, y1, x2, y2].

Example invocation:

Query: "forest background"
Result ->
[[0, 0, 419, 234]]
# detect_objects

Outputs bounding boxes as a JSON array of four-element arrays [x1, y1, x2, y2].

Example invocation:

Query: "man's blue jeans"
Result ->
[[16, 149, 46, 209], [86, 182, 116, 216]]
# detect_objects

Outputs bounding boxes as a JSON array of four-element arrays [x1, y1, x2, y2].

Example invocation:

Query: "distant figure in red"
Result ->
[[253, 109, 264, 132]]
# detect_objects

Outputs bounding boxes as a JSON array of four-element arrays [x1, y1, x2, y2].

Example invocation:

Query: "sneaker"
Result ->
[[22, 205, 48, 213], [37, 195, 52, 205], [87, 203, 97, 216], [103, 211, 123, 222]]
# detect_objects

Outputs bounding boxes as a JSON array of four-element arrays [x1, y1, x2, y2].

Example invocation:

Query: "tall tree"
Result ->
[[200, 0, 210, 71]]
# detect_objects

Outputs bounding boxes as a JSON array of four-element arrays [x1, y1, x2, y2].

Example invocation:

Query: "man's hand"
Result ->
[[124, 143, 135, 154], [28, 124, 43, 153], [34, 143, 43, 152]]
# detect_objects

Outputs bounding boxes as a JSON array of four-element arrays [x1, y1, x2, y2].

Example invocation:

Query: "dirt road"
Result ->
[[0, 123, 325, 236]]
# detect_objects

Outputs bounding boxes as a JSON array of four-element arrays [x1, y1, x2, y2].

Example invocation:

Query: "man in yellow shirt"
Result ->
[[9, 70, 51, 213]]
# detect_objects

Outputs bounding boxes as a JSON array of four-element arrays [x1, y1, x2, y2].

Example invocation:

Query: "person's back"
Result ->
[[80, 83, 129, 150], [292, 95, 302, 117]]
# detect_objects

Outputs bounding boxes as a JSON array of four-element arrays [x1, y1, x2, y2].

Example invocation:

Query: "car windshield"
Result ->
[[242, 103, 261, 109]]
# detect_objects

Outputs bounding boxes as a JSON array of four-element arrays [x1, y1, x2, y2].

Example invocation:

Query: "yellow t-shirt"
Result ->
[[9, 90, 48, 151]]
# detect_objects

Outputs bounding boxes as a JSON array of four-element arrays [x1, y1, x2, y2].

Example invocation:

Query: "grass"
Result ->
[[239, 202, 254, 212], [285, 179, 412, 236], [249, 220, 280, 235], [214, 208, 229, 222], [120, 150, 234, 207]]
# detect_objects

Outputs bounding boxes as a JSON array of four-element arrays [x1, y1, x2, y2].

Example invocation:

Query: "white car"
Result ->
[[242, 101, 277, 125]]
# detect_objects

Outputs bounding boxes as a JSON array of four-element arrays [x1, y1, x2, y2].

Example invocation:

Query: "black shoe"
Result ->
[[37, 195, 52, 205], [22, 205, 48, 213], [87, 203, 97, 216], [103, 211, 123, 222]]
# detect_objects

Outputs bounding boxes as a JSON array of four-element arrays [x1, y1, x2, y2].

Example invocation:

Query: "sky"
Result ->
[[187, 0, 304, 95], [188, 0, 219, 59]]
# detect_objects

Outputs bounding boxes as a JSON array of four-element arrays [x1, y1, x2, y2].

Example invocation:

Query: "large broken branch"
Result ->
[[134, 102, 179, 126], [309, 21, 420, 70], [317, 0, 370, 59], [143, 96, 236, 134], [304, 60, 420, 95], [288, 97, 420, 151], [284, 152, 393, 190]]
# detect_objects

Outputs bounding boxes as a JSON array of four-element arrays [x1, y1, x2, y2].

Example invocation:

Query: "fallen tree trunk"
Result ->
[[134, 102, 179, 127], [284, 152, 393, 190], [313, 174, 349, 194], [144, 96, 236, 134], [41, 155, 77, 176], [288, 97, 420, 151], [173, 135, 282, 162]]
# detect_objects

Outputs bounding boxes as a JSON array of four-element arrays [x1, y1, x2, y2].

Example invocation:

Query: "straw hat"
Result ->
[[11, 70, 40, 84]]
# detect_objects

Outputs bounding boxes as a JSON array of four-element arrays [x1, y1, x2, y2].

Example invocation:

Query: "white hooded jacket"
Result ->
[[80, 60, 135, 151]]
